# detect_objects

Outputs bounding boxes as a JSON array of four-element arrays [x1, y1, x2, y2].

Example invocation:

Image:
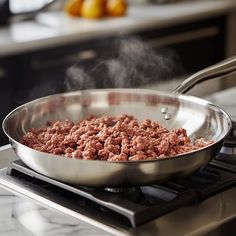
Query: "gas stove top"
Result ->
[[0, 88, 236, 236], [2, 156, 236, 229]]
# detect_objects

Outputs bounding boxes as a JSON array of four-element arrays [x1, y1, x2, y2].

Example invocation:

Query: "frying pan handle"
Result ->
[[173, 55, 236, 94]]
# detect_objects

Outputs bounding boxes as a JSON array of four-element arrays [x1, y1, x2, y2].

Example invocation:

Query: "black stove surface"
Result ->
[[7, 158, 236, 228]]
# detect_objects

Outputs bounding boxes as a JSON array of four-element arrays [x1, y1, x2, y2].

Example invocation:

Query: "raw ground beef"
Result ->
[[20, 114, 214, 161]]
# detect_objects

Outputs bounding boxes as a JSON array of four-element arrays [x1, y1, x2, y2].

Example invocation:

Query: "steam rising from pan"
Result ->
[[14, 37, 183, 106], [65, 37, 183, 91], [65, 66, 95, 90]]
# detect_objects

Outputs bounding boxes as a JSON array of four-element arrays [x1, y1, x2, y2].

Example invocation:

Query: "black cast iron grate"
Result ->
[[7, 159, 236, 228]]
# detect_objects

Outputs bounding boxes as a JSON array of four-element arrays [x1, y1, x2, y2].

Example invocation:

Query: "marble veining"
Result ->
[[0, 192, 111, 236]]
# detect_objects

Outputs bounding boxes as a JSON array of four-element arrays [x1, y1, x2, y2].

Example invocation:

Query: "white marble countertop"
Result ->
[[0, 0, 236, 57], [0, 191, 111, 236], [0, 146, 111, 236]]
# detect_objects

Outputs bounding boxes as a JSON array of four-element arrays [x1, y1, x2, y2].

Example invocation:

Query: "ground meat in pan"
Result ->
[[20, 114, 214, 161]]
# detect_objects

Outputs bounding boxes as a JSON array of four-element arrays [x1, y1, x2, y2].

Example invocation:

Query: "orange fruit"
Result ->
[[106, 0, 127, 17], [64, 0, 83, 17], [97, 0, 107, 7], [81, 0, 105, 19]]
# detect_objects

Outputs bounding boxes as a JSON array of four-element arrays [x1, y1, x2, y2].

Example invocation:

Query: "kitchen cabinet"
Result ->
[[13, 15, 226, 97], [0, 14, 227, 145], [13, 39, 104, 106], [136, 15, 226, 77], [0, 58, 13, 144]]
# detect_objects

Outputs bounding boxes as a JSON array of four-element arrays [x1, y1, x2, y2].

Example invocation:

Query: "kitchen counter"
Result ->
[[0, 148, 111, 236], [0, 86, 236, 236], [0, 188, 111, 236], [0, 0, 236, 56]]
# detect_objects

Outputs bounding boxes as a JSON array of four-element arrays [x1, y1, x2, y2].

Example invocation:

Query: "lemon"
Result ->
[[106, 0, 127, 17], [81, 0, 105, 19], [64, 0, 83, 17]]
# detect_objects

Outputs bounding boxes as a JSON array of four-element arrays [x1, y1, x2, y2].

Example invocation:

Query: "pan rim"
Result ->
[[2, 88, 232, 164]]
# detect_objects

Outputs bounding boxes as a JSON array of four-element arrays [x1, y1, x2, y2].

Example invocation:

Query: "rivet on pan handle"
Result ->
[[173, 55, 236, 95]]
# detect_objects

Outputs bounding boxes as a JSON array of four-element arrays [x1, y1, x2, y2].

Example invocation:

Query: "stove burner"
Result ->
[[5, 159, 236, 228]]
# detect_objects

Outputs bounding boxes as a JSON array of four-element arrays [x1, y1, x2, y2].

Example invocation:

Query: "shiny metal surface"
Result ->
[[2, 57, 234, 187], [2, 89, 231, 187], [173, 55, 236, 94]]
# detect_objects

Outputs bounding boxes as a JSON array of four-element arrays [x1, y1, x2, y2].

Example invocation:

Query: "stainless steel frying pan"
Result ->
[[3, 56, 236, 187]]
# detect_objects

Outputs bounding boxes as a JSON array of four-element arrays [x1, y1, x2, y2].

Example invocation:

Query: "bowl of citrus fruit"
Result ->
[[64, 0, 127, 18]]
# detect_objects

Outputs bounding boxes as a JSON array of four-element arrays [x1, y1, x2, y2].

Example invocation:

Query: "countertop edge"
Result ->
[[0, 1, 236, 57]]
